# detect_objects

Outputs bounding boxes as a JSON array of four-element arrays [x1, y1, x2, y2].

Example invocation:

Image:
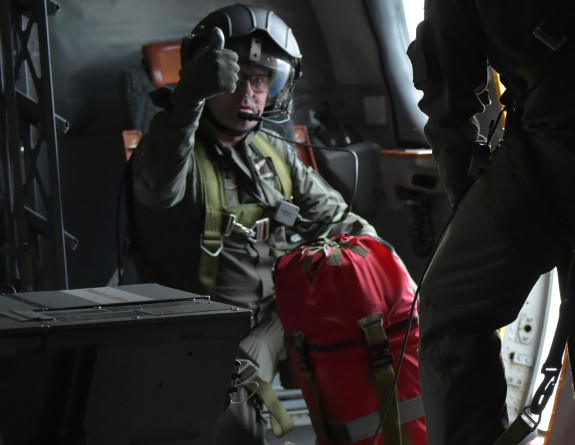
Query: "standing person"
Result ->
[[407, 1, 575, 444], [129, 4, 377, 444]]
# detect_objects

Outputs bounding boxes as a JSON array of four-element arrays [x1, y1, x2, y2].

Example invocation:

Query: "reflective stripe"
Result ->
[[343, 411, 380, 442], [400, 395, 425, 424], [310, 397, 425, 444]]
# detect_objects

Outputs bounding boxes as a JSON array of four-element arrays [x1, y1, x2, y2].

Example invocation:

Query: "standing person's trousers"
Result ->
[[418, 125, 575, 445]]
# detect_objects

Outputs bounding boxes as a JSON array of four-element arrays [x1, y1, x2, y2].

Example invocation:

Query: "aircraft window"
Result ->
[[403, 0, 425, 41]]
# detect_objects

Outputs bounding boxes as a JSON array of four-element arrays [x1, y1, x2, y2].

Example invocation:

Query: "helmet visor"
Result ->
[[228, 37, 294, 99], [256, 57, 292, 99]]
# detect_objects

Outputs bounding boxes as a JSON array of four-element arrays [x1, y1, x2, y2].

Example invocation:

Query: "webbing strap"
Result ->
[[494, 409, 540, 445], [299, 237, 369, 279], [293, 331, 333, 440], [251, 133, 292, 200], [239, 364, 295, 438], [194, 134, 293, 295], [359, 313, 403, 445], [194, 139, 224, 295], [292, 316, 419, 444], [254, 375, 295, 437]]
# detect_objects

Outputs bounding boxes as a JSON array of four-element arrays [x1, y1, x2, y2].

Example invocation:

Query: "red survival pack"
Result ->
[[274, 234, 426, 445]]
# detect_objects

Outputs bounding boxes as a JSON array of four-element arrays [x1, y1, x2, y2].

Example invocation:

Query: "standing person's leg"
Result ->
[[418, 178, 542, 445]]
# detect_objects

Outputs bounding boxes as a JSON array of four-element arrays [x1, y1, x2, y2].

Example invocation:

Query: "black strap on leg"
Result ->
[[495, 251, 575, 445]]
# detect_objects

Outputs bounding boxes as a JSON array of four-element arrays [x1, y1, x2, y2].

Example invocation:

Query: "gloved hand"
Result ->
[[171, 28, 239, 108]]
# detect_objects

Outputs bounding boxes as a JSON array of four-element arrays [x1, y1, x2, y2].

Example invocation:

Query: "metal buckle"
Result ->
[[223, 214, 270, 243], [224, 214, 237, 237], [248, 218, 270, 243], [533, 22, 567, 52], [519, 407, 540, 431]]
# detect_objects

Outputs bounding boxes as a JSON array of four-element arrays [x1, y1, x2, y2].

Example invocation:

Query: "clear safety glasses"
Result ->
[[236, 71, 271, 93]]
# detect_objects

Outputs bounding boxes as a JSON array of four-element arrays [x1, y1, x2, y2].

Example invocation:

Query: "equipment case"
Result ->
[[0, 283, 252, 445]]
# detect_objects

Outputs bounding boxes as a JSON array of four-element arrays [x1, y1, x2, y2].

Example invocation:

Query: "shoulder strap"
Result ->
[[194, 133, 294, 295], [250, 133, 293, 200], [194, 138, 225, 295]]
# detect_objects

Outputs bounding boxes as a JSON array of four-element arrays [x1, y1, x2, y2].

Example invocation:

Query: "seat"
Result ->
[[292, 125, 318, 171], [119, 40, 182, 159], [142, 41, 182, 88]]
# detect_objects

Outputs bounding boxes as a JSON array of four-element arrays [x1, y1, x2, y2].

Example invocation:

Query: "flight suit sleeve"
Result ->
[[131, 98, 204, 208], [271, 137, 377, 239], [407, 1, 490, 206]]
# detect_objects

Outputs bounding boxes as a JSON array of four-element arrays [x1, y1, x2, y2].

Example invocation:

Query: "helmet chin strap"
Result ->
[[204, 107, 261, 137]]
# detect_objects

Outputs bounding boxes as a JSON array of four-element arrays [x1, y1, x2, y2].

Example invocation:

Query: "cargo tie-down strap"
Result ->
[[495, 252, 575, 445]]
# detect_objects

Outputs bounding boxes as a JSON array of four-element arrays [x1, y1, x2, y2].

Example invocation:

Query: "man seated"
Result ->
[[129, 4, 378, 444]]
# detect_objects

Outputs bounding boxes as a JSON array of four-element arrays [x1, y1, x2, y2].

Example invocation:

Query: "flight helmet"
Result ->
[[181, 3, 302, 123]]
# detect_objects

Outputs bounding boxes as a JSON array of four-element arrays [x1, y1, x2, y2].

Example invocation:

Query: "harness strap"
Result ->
[[194, 139, 225, 296], [194, 133, 293, 295], [251, 133, 292, 200]]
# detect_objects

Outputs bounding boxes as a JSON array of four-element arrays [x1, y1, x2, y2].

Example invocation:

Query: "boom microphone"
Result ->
[[238, 111, 263, 121]]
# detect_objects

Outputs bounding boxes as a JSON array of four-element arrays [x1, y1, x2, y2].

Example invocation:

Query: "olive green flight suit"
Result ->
[[130, 99, 376, 444]]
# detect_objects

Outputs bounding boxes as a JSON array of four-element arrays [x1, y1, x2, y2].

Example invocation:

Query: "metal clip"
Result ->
[[226, 214, 257, 239], [235, 225, 256, 239]]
